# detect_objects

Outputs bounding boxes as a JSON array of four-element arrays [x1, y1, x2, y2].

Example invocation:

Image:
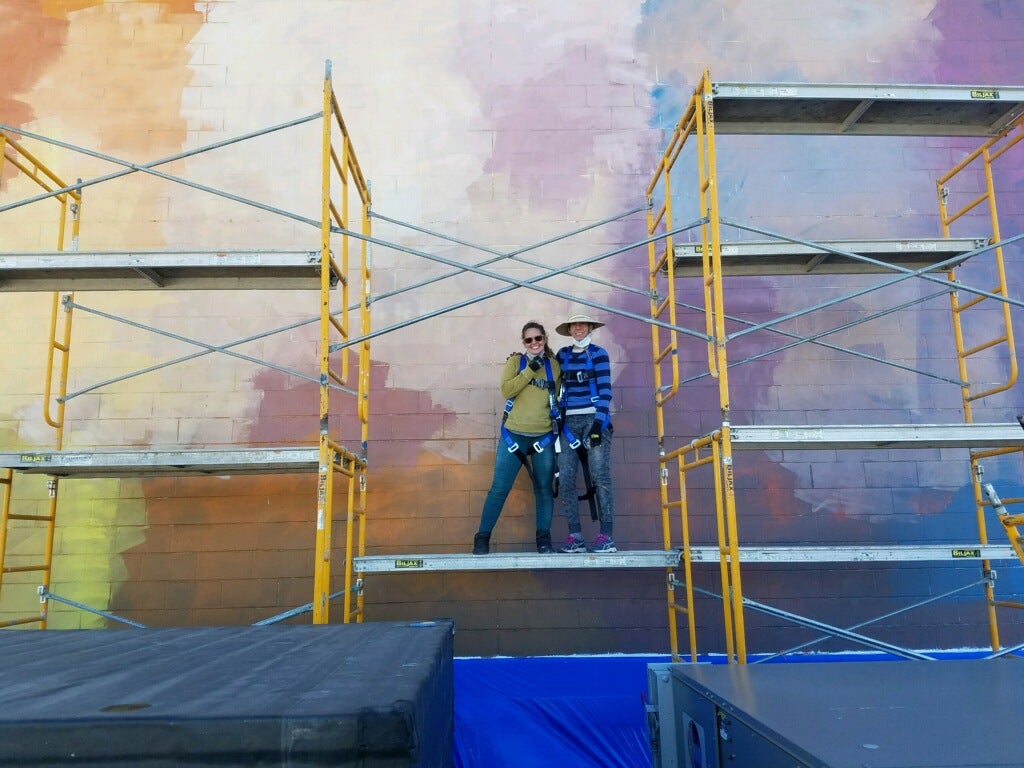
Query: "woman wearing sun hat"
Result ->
[[554, 309, 617, 553]]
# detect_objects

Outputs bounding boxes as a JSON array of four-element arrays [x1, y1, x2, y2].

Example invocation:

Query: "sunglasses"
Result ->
[[522, 335, 545, 344]]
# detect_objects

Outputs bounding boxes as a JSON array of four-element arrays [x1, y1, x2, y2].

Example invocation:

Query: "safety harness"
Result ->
[[500, 354, 560, 479], [555, 346, 602, 521]]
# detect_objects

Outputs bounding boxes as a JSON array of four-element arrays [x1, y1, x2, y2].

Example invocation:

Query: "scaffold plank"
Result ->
[[0, 250, 323, 291], [672, 237, 986, 276], [689, 544, 1017, 563], [709, 81, 1024, 136], [727, 423, 1024, 450], [354, 544, 1016, 572], [0, 447, 324, 477], [355, 551, 681, 572]]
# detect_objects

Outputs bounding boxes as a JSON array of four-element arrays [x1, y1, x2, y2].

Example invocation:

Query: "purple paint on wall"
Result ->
[[930, 1, 1024, 84]]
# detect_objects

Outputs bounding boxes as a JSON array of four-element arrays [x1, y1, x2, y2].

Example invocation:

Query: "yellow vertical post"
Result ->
[[312, 61, 372, 624], [341, 140, 351, 382], [697, 67, 746, 663], [341, 457, 357, 621], [353, 179, 372, 624], [659, 446, 680, 660], [0, 470, 11, 593], [313, 62, 336, 624], [676, 450, 698, 662], [665, 440, 707, 662]]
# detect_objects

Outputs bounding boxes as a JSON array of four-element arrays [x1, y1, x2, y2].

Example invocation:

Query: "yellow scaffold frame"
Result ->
[[648, 68, 746, 663], [937, 113, 1024, 646], [0, 132, 81, 629], [314, 61, 372, 624], [647, 68, 1024, 663], [0, 62, 372, 630]]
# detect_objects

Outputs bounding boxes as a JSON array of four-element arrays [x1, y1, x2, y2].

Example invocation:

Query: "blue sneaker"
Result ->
[[592, 534, 617, 553], [559, 534, 586, 553]]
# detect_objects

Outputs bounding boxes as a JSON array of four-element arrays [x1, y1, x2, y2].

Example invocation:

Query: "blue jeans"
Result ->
[[477, 431, 556, 534], [557, 414, 615, 537]]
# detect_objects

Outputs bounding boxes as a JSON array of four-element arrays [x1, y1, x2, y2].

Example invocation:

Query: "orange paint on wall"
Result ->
[[0, 1, 69, 131], [41, 0, 200, 17]]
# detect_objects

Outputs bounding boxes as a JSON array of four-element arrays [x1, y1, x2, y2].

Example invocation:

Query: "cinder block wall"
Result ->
[[2, 0, 1023, 655]]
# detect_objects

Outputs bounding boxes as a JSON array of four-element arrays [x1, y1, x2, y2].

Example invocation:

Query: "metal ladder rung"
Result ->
[[960, 334, 1009, 358], [651, 246, 672, 274], [6, 512, 56, 522], [955, 286, 1004, 313], [3, 563, 50, 574], [990, 598, 1024, 610], [654, 341, 675, 365]]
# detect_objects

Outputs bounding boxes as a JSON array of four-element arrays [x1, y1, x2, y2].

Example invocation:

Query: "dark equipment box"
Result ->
[[0, 621, 454, 767], [648, 658, 1022, 768]]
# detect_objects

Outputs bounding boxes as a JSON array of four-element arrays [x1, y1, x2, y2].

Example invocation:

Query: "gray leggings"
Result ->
[[557, 413, 614, 537]]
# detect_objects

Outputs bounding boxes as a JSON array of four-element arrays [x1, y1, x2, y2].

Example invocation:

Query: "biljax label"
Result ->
[[395, 559, 425, 569], [951, 548, 981, 558]]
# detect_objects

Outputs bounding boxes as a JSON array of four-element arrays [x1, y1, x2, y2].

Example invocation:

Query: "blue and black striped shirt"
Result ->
[[556, 343, 613, 428]]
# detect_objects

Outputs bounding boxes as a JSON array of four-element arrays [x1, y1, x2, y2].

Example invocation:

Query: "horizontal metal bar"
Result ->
[[0, 250, 322, 292], [726, 422, 1024, 450], [40, 588, 146, 628], [355, 551, 681, 572], [0, 447, 365, 477], [708, 81, 1024, 136], [354, 543, 1017, 572], [672, 237, 986, 276]]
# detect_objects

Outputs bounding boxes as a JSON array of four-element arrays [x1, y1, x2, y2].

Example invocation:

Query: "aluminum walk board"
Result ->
[[727, 422, 1024, 450], [354, 544, 1016, 572], [687, 544, 1017, 563], [356, 551, 682, 572], [709, 81, 1024, 136], [0, 250, 323, 291], [0, 447, 325, 476], [671, 237, 986, 276]]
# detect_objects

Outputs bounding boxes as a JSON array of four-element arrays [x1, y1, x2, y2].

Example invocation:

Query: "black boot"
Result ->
[[473, 532, 490, 555], [536, 530, 553, 554]]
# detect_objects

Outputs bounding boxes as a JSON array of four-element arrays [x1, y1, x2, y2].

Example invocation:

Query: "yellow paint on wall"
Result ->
[[1, 0, 207, 628]]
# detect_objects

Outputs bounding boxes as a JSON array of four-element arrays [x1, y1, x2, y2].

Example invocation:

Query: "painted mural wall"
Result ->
[[2, 0, 1023, 656]]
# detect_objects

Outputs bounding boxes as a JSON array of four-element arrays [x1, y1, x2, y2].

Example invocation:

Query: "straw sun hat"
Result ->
[[555, 311, 604, 337]]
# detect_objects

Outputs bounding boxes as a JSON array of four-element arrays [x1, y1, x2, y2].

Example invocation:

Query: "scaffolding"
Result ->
[[0, 62, 689, 637], [0, 62, 371, 628], [2, 66, 1024, 660], [647, 70, 1024, 662]]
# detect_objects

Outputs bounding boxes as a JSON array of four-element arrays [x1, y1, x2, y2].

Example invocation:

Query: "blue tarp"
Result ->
[[453, 655, 667, 768], [451, 650, 991, 767]]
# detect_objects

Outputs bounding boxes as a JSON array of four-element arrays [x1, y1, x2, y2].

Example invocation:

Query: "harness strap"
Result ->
[[560, 423, 600, 522], [501, 354, 560, 480], [558, 345, 601, 412]]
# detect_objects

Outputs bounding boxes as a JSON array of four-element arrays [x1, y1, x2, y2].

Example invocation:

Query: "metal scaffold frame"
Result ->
[[1, 60, 701, 636], [0, 62, 371, 628], [3, 63, 1024, 662], [647, 68, 1024, 663], [0, 131, 81, 628]]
